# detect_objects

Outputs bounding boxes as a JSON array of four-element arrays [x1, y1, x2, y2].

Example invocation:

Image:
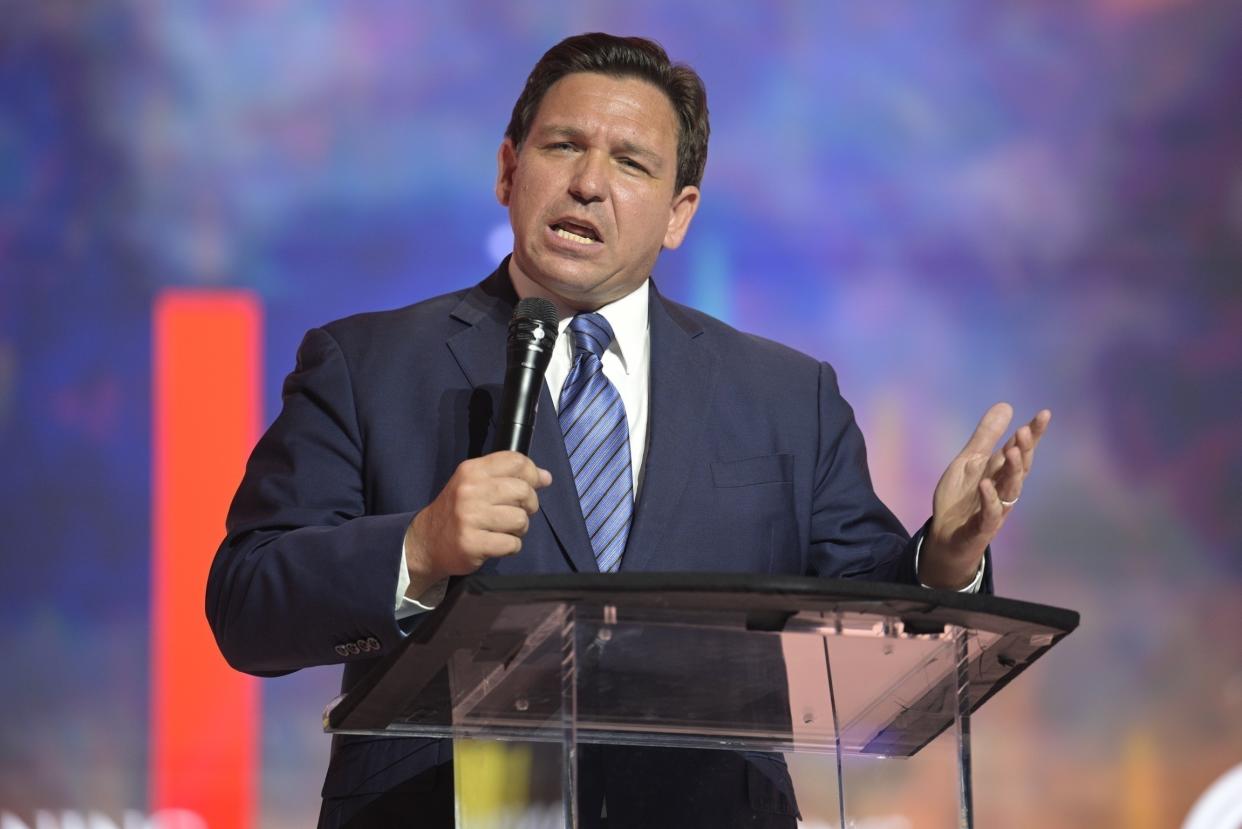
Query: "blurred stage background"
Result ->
[[2, 1, 1240, 827]]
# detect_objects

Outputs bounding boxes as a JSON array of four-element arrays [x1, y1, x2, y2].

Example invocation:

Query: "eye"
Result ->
[[618, 157, 648, 174]]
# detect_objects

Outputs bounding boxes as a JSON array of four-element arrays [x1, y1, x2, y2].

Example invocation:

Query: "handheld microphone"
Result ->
[[496, 297, 560, 454]]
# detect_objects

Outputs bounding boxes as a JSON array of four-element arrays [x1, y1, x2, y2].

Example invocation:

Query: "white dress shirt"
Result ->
[[394, 277, 980, 617], [539, 279, 651, 494]]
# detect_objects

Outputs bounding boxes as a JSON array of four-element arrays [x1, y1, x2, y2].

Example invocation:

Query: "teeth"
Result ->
[[554, 226, 597, 245]]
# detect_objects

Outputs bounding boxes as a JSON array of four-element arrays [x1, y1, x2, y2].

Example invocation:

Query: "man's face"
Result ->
[[496, 72, 700, 312]]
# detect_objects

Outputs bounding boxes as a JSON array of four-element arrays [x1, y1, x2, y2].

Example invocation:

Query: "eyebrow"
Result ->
[[537, 125, 666, 170]]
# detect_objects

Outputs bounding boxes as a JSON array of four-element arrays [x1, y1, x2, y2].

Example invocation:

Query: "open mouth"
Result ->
[[550, 220, 602, 245]]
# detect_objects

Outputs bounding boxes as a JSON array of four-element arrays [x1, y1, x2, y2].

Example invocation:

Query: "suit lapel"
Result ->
[[622, 286, 718, 571], [528, 385, 598, 573], [444, 263, 596, 574], [444, 268, 510, 457]]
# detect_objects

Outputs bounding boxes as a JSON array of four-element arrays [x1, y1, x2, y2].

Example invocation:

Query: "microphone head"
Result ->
[[507, 297, 560, 367], [512, 297, 559, 330]]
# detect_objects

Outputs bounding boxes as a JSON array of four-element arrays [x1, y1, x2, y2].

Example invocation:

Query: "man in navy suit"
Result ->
[[208, 33, 1050, 828]]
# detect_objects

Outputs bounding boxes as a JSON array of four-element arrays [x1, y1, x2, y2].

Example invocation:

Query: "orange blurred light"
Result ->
[[151, 291, 262, 829]]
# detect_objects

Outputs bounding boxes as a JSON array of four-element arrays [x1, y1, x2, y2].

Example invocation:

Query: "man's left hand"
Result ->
[[919, 403, 1052, 589]]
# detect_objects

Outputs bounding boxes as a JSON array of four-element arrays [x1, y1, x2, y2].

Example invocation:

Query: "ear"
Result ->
[[662, 185, 701, 250], [496, 138, 519, 206]]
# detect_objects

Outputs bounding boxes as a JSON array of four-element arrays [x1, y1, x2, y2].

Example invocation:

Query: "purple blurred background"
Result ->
[[2, 1, 1240, 826]]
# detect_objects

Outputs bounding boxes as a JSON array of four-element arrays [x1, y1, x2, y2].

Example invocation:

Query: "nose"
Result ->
[[568, 150, 607, 205]]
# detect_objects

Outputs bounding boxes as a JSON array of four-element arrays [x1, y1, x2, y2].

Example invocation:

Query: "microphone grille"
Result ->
[[513, 297, 560, 330]]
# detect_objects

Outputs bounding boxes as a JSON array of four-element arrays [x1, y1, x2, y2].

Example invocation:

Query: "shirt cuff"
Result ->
[[914, 534, 986, 593], [395, 532, 448, 620]]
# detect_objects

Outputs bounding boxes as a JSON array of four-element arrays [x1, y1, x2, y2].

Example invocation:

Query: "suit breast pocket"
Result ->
[[710, 453, 794, 488], [705, 454, 799, 574]]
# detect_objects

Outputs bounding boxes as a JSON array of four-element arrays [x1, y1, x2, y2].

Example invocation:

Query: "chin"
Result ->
[[522, 257, 604, 297]]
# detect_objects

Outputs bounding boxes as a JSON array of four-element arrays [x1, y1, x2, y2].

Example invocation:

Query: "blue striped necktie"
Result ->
[[558, 313, 633, 573]]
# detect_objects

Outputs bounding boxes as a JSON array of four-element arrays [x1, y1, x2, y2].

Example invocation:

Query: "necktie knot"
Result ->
[[569, 313, 614, 362]]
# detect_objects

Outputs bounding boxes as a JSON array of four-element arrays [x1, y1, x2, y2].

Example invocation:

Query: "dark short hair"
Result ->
[[505, 33, 710, 192]]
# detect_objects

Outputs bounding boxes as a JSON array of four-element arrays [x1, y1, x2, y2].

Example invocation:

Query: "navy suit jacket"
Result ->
[[208, 262, 989, 826]]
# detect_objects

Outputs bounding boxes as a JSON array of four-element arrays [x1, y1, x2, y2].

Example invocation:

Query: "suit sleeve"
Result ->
[[805, 361, 917, 583], [206, 327, 417, 676], [807, 361, 993, 593]]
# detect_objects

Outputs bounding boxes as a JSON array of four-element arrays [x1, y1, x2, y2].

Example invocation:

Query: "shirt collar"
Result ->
[[574, 280, 648, 376], [507, 260, 649, 377]]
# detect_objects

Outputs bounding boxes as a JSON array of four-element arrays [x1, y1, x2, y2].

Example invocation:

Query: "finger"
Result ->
[[467, 527, 524, 557], [987, 406, 1049, 477], [479, 451, 552, 490], [959, 402, 1014, 457], [984, 447, 1007, 478], [489, 477, 541, 514], [1031, 408, 1052, 436], [1028, 409, 1052, 451], [481, 450, 537, 477], [480, 504, 531, 536], [994, 445, 1024, 503], [977, 477, 1005, 536], [1015, 424, 1034, 473], [1018, 409, 1051, 473], [509, 462, 550, 494], [984, 425, 1025, 476], [965, 452, 991, 486]]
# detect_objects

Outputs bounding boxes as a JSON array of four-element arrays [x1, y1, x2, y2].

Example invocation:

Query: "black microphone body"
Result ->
[[496, 298, 560, 454]]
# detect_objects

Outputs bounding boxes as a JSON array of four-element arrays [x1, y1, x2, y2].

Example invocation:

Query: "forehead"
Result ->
[[530, 72, 679, 147]]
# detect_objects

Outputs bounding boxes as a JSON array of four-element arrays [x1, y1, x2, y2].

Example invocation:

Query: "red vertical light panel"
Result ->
[[151, 291, 262, 828]]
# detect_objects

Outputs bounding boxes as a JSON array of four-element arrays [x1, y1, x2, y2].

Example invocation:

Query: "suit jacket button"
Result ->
[[345, 642, 361, 655], [356, 638, 370, 652], [334, 645, 349, 657], [366, 637, 381, 651]]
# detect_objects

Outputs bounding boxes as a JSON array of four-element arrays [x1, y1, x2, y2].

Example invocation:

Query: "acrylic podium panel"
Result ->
[[325, 574, 1077, 827]]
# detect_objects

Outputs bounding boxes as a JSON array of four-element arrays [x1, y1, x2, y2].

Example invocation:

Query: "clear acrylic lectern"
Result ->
[[325, 574, 1077, 828]]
